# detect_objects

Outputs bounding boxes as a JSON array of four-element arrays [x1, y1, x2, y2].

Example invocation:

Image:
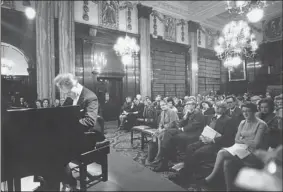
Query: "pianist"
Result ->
[[54, 73, 105, 191]]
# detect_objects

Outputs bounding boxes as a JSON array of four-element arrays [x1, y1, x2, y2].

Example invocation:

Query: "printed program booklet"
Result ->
[[224, 143, 251, 159], [201, 125, 222, 139]]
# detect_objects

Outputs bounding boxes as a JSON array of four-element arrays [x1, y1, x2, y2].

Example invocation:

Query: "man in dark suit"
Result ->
[[169, 101, 237, 186], [151, 100, 204, 172], [54, 73, 105, 191], [225, 96, 244, 128]]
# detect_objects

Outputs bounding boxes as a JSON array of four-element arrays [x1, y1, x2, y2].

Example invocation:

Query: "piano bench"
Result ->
[[71, 140, 110, 191]]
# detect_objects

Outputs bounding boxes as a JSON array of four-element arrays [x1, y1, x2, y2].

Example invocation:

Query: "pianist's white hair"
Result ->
[[54, 73, 78, 89]]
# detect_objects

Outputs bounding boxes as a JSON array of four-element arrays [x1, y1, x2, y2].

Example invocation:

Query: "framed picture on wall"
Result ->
[[99, 0, 119, 30], [228, 60, 247, 81]]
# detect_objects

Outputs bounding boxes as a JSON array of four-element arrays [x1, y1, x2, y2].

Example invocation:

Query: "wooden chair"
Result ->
[[70, 116, 110, 191], [131, 111, 160, 150]]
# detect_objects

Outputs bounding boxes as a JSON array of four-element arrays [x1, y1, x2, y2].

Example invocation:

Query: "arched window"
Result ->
[[1, 42, 29, 76]]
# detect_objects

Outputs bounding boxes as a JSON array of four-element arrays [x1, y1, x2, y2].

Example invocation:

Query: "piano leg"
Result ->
[[7, 179, 13, 191], [101, 155, 108, 182], [14, 178, 21, 191], [79, 162, 87, 191]]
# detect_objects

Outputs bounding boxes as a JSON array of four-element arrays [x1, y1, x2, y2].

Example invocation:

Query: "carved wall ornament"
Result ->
[[177, 19, 185, 42], [164, 15, 177, 42], [151, 10, 164, 37], [82, 0, 89, 21], [198, 29, 201, 45], [152, 13, 158, 37], [1, 0, 15, 9], [99, 0, 119, 30], [263, 15, 282, 43], [119, 1, 136, 31]]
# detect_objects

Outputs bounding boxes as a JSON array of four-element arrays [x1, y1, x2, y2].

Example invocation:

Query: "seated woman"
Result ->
[[257, 98, 282, 149], [42, 99, 50, 108], [119, 96, 135, 130], [146, 100, 179, 166], [167, 97, 178, 113], [200, 103, 268, 190], [168, 102, 235, 186], [35, 99, 42, 108], [200, 101, 215, 116], [142, 98, 157, 127]]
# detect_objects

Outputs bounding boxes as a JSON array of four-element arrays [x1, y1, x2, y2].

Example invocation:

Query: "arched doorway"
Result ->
[[1, 42, 36, 105]]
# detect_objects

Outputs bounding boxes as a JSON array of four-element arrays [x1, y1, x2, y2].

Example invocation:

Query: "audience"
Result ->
[[42, 98, 50, 108], [201, 103, 268, 191], [169, 101, 236, 186], [146, 100, 179, 169], [4, 89, 282, 191], [200, 101, 215, 115], [53, 99, 61, 107], [119, 96, 136, 130], [257, 98, 282, 149], [167, 97, 178, 113], [35, 100, 42, 108]]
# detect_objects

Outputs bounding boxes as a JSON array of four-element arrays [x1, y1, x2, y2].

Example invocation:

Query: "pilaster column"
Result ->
[[137, 4, 152, 98], [35, 1, 55, 102], [188, 21, 199, 96], [58, 1, 75, 74]]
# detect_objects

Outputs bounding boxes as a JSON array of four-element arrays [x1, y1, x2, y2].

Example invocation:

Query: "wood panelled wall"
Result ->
[[198, 47, 224, 94], [151, 37, 189, 98], [74, 22, 140, 101]]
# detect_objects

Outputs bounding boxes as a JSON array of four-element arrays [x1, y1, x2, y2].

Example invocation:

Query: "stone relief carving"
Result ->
[[263, 15, 282, 43], [82, 0, 89, 21], [164, 15, 176, 42], [99, 0, 119, 29], [119, 1, 136, 31], [198, 30, 201, 45], [151, 10, 164, 37], [177, 19, 185, 42]]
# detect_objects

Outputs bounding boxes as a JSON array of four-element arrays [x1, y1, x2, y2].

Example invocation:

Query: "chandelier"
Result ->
[[214, 20, 258, 70], [226, 1, 267, 23], [91, 52, 107, 74], [113, 35, 140, 57]]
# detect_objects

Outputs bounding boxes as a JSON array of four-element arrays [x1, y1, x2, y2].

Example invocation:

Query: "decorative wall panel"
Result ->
[[263, 14, 282, 43], [164, 15, 176, 42], [99, 0, 119, 30], [150, 10, 189, 45], [74, 1, 139, 34]]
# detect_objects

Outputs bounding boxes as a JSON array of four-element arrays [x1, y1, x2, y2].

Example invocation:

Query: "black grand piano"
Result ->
[[2, 106, 110, 191]]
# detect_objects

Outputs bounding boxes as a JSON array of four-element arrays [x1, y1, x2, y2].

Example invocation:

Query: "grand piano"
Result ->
[[2, 106, 109, 191]]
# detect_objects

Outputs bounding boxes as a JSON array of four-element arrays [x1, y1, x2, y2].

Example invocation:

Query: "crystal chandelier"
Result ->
[[226, 1, 267, 23], [113, 35, 140, 57], [214, 20, 258, 70]]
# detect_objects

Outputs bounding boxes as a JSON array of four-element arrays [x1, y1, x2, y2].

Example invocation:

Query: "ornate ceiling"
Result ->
[[139, 1, 282, 30]]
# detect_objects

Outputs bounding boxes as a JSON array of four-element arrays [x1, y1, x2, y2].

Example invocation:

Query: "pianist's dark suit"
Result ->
[[178, 114, 237, 179], [63, 87, 105, 143], [63, 87, 105, 187]]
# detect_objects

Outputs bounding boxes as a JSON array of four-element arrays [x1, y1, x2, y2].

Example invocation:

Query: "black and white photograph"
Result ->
[[1, 1, 282, 191]]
